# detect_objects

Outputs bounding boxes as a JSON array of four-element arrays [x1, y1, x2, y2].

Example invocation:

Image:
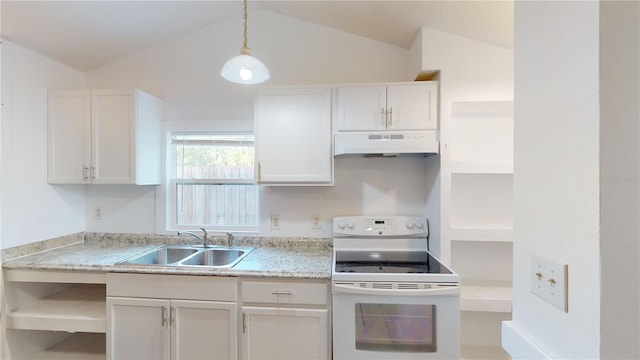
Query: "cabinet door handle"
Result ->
[[161, 306, 168, 327], [388, 107, 393, 127], [90, 165, 96, 180], [242, 312, 247, 334], [257, 161, 262, 182], [271, 290, 293, 295], [170, 307, 176, 327], [381, 107, 387, 127], [83, 165, 89, 182]]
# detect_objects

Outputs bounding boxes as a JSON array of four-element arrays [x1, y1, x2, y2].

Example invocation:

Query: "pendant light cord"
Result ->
[[242, 0, 248, 49]]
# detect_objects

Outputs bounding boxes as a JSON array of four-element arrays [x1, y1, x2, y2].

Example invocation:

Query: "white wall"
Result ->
[[599, 1, 640, 358], [86, 10, 414, 121], [1, 40, 87, 249], [261, 155, 440, 240], [83, 10, 437, 240], [505, 2, 601, 358]]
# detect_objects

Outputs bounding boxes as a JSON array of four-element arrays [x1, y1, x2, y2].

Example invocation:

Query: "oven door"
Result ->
[[332, 282, 460, 360]]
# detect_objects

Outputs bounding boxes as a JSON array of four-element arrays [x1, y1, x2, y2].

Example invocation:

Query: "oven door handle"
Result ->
[[333, 283, 460, 296]]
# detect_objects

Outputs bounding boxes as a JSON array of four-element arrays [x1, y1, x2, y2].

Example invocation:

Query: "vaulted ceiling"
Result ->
[[1, 1, 513, 72]]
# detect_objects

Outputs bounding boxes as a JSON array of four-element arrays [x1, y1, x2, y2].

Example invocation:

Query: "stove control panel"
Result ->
[[333, 216, 429, 236]]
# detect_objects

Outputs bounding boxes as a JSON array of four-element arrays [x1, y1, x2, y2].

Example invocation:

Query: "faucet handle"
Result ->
[[226, 232, 234, 248]]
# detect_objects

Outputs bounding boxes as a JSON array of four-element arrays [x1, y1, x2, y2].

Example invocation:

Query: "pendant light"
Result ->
[[220, 0, 270, 84]]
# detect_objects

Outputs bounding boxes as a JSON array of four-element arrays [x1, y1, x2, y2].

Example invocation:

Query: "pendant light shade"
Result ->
[[220, 0, 270, 84]]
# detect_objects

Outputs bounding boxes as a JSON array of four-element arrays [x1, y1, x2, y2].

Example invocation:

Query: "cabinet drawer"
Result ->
[[242, 280, 328, 306], [107, 273, 237, 302]]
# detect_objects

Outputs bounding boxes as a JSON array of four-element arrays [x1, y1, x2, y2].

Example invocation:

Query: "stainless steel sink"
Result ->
[[117, 245, 253, 268], [118, 246, 199, 265], [179, 248, 248, 267]]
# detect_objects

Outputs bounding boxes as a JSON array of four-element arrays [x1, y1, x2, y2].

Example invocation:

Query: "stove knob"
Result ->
[[415, 220, 424, 229], [405, 219, 414, 229], [337, 220, 346, 230], [347, 221, 356, 230]]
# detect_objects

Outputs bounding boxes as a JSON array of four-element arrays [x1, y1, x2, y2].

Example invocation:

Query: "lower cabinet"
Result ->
[[106, 273, 331, 360], [107, 297, 236, 360], [106, 273, 238, 360], [240, 279, 331, 360], [241, 306, 329, 360]]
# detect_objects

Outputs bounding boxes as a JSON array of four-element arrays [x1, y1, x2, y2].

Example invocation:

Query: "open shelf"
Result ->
[[450, 227, 513, 242], [33, 333, 105, 360], [451, 160, 513, 174], [7, 284, 106, 332], [6, 269, 106, 284], [461, 281, 512, 313]]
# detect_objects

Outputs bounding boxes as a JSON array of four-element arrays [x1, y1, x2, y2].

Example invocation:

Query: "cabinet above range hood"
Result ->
[[333, 81, 440, 157]]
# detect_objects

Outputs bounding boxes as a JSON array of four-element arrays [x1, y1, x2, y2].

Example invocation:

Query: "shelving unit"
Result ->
[[3, 269, 107, 359], [442, 100, 513, 357], [460, 280, 512, 313], [7, 284, 106, 332], [451, 160, 513, 174], [33, 333, 105, 360]]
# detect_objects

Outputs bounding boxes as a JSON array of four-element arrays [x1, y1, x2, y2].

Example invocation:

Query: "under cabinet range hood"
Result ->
[[334, 130, 439, 156]]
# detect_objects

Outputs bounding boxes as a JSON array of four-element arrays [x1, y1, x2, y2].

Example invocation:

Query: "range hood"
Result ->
[[334, 130, 439, 156]]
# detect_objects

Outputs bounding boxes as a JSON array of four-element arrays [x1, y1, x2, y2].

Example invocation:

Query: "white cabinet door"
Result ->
[[48, 89, 161, 185], [47, 90, 92, 184], [171, 300, 237, 360], [386, 83, 438, 130], [91, 90, 136, 184], [335, 86, 387, 131], [241, 306, 329, 360], [107, 297, 170, 360], [255, 87, 332, 185], [107, 297, 236, 360]]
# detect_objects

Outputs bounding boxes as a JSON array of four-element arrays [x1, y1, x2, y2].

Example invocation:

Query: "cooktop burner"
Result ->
[[334, 251, 452, 275]]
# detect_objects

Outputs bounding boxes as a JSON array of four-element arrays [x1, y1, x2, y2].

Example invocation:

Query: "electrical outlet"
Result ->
[[530, 254, 568, 312], [312, 215, 321, 229], [94, 206, 102, 221], [271, 214, 280, 230]]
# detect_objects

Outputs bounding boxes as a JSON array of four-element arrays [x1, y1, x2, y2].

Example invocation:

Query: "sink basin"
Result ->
[[119, 246, 199, 265], [179, 249, 248, 267], [117, 245, 253, 268]]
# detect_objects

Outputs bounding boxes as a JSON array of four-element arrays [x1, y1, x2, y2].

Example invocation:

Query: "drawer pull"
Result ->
[[271, 290, 293, 295]]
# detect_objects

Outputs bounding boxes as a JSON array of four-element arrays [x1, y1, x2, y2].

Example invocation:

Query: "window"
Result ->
[[169, 132, 258, 231]]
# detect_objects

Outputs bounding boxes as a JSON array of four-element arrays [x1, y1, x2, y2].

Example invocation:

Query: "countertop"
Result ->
[[2, 233, 333, 280]]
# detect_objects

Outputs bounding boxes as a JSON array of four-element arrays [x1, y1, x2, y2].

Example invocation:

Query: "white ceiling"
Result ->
[[1, 1, 513, 72]]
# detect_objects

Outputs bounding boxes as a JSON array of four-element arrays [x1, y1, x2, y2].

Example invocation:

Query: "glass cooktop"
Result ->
[[334, 251, 452, 274]]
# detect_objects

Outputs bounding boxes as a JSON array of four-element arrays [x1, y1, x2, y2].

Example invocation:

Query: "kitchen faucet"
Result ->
[[178, 227, 209, 248], [227, 232, 234, 248]]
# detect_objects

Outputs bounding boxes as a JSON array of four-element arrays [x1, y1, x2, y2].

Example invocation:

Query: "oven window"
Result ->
[[355, 303, 436, 353]]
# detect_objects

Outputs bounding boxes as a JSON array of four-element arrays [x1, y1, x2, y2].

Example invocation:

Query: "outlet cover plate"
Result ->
[[530, 254, 568, 312], [271, 214, 280, 230]]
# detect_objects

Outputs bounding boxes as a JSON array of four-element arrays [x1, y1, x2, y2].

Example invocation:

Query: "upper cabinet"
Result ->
[[254, 86, 333, 186], [335, 82, 438, 132], [48, 89, 162, 185]]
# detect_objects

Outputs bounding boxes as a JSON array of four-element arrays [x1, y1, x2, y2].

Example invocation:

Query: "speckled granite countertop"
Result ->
[[2, 233, 333, 280]]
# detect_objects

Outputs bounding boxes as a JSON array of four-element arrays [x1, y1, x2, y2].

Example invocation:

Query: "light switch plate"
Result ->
[[530, 254, 568, 312]]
